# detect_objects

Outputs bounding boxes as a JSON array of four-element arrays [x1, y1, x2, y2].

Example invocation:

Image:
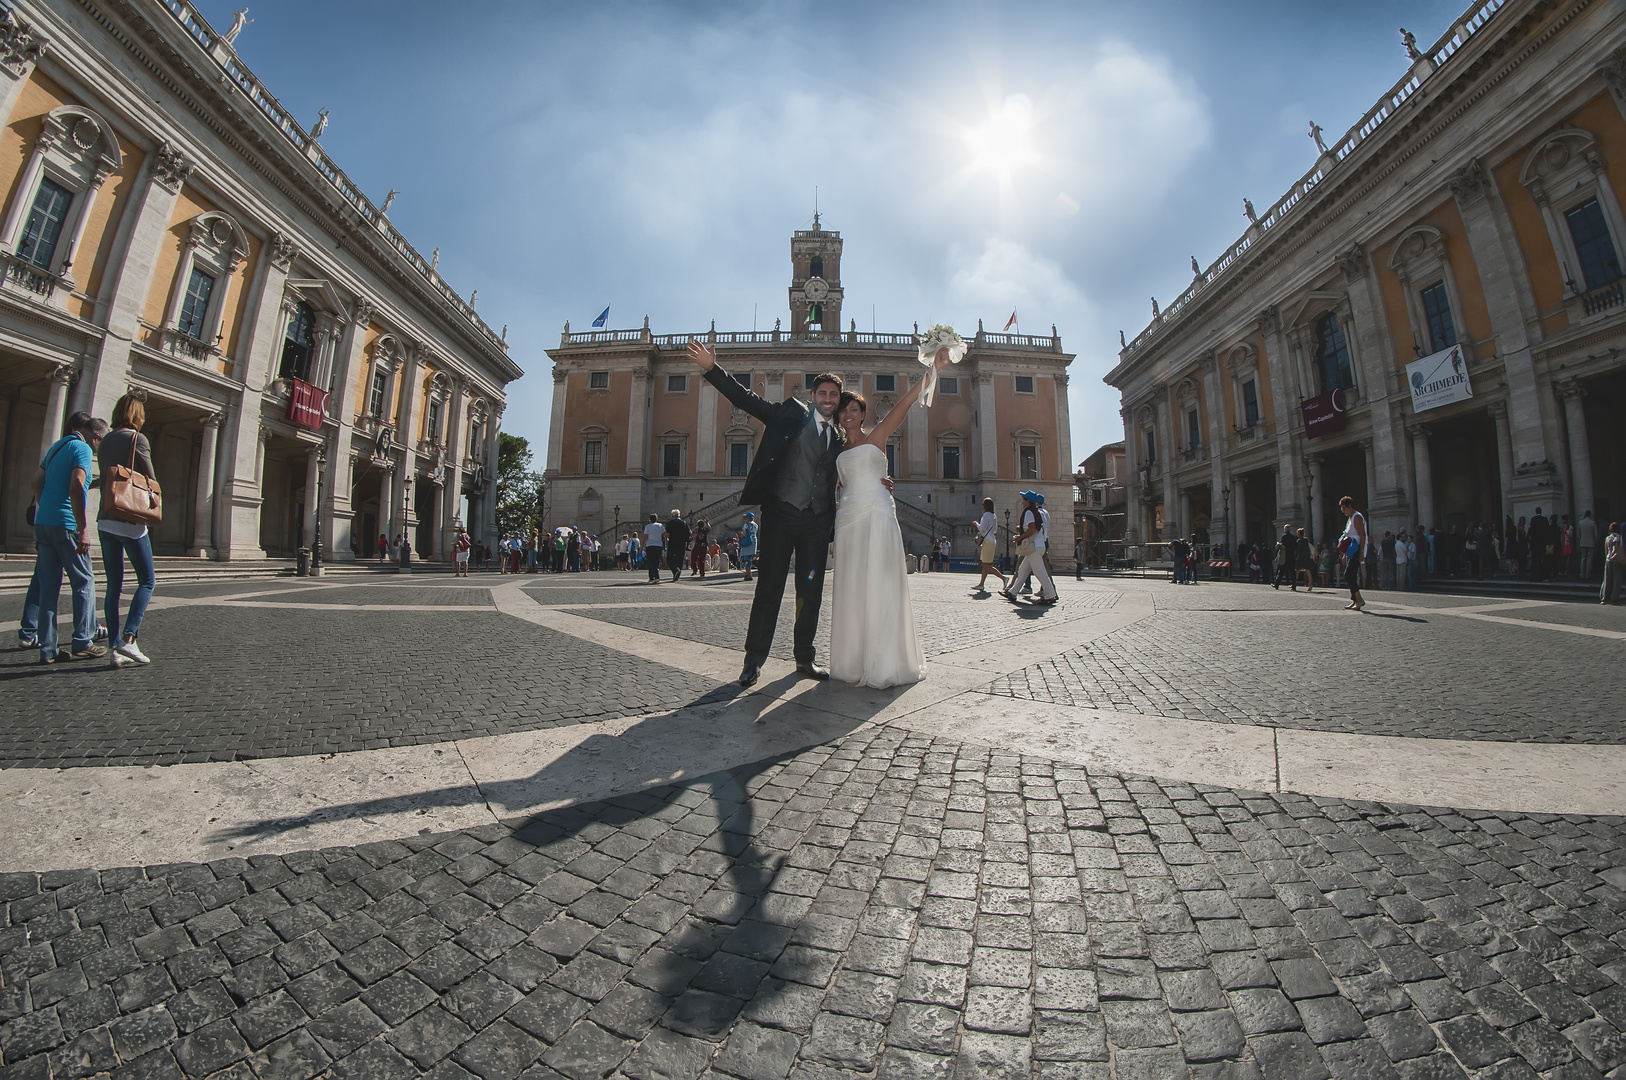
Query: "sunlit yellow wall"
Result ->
[[352, 323, 382, 424], [1249, 334, 1275, 428], [71, 134, 143, 320]]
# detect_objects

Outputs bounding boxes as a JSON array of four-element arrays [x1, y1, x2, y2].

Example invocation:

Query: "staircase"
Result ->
[[1417, 574, 1602, 603]]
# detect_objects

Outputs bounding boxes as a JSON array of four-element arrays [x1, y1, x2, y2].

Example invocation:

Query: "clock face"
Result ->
[[802, 277, 829, 302]]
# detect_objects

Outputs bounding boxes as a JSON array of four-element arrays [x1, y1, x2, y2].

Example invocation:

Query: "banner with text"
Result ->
[[1300, 390, 1348, 439], [1406, 344, 1472, 413], [286, 377, 329, 431]]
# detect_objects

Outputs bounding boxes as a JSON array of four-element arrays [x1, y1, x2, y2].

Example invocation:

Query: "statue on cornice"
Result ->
[[1308, 120, 1327, 155], [380, 190, 398, 215], [1190, 255, 1201, 276], [222, 8, 251, 45], [310, 109, 329, 139], [429, 248, 439, 272], [1400, 28, 1421, 61], [1242, 197, 1258, 224]]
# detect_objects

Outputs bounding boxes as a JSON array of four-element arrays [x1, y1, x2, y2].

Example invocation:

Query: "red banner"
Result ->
[[1300, 390, 1347, 439], [286, 377, 329, 431]]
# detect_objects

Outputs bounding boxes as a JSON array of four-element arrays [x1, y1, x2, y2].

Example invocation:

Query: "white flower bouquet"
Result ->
[[916, 323, 967, 407]]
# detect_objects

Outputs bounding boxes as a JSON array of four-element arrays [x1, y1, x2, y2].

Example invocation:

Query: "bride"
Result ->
[[829, 347, 951, 688]]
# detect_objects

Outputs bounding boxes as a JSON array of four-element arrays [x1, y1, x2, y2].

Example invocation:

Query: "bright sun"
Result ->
[[966, 94, 1036, 177]]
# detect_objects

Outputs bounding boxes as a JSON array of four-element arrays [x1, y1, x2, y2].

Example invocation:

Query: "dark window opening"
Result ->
[[584, 441, 603, 475], [942, 445, 961, 480], [1187, 408, 1200, 448], [733, 371, 750, 388], [369, 370, 388, 418], [1020, 445, 1038, 479], [939, 377, 958, 395], [1314, 311, 1354, 392], [179, 268, 217, 342], [885, 442, 897, 477], [427, 400, 442, 442], [875, 374, 895, 393], [278, 300, 315, 380], [729, 443, 748, 477], [1420, 282, 1457, 352], [1015, 375, 1035, 394], [667, 374, 687, 392], [1242, 380, 1260, 427], [663, 443, 682, 477], [1566, 199, 1623, 292], [17, 178, 71, 270], [589, 371, 609, 389], [809, 255, 823, 279], [1144, 430, 1155, 465]]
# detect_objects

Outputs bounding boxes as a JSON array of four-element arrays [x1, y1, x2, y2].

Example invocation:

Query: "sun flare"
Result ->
[[966, 93, 1036, 178]]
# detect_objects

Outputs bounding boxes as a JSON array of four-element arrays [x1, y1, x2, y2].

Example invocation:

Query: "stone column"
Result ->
[[1361, 438, 1378, 511], [1232, 476, 1247, 545], [627, 367, 651, 478], [1450, 161, 1554, 517], [1556, 379, 1593, 524], [1158, 389, 1176, 540], [546, 366, 567, 474], [302, 446, 320, 549], [321, 301, 370, 562], [379, 463, 397, 547], [393, 348, 422, 538], [1256, 307, 1303, 526], [1053, 372, 1071, 484], [907, 374, 928, 478], [696, 375, 717, 477], [1306, 454, 1325, 543], [1178, 489, 1192, 541], [440, 376, 466, 559], [188, 412, 222, 557], [1119, 406, 1139, 545], [217, 233, 295, 560], [483, 406, 502, 543], [1487, 400, 1514, 526], [978, 372, 998, 478], [39, 363, 71, 458], [1408, 425, 1434, 529]]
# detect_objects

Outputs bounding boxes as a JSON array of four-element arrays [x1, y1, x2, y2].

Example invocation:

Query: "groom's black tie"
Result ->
[[820, 419, 832, 450]]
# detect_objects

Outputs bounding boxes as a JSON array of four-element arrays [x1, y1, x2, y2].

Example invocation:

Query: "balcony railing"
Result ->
[[563, 326, 1063, 352], [162, 327, 217, 362], [1580, 280, 1625, 317], [4, 255, 59, 298], [1122, 0, 1508, 360], [1234, 422, 1261, 442]]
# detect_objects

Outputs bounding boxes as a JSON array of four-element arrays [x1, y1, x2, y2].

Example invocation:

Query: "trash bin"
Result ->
[[296, 547, 311, 576]]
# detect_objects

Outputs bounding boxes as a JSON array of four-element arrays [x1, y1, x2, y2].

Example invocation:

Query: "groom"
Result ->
[[686, 339, 844, 687]]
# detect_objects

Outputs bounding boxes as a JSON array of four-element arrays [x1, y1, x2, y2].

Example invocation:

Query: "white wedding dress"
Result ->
[[830, 443, 926, 688]]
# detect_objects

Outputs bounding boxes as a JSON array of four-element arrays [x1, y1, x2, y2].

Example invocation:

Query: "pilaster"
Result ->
[[978, 372, 998, 479], [627, 367, 651, 478], [546, 366, 567, 474], [696, 373, 717, 476]]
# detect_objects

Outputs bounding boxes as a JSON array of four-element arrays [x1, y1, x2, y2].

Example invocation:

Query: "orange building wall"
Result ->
[[995, 375, 1055, 477], [352, 324, 383, 423], [0, 73, 71, 227], [71, 135, 144, 320], [648, 371, 700, 475], [566, 370, 633, 475], [1248, 335, 1275, 429]]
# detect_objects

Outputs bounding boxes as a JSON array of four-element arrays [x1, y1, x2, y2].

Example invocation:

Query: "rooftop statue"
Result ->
[[1242, 197, 1258, 223], [222, 7, 250, 45], [310, 108, 329, 139], [1309, 120, 1328, 154], [1401, 28, 1422, 61]]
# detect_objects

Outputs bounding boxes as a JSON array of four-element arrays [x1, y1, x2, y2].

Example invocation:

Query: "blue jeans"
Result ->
[[34, 523, 96, 657], [100, 529, 155, 641], [17, 564, 40, 643]]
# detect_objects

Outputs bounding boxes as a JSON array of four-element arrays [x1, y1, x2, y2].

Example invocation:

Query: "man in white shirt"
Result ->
[[1395, 530, 1411, 591], [642, 515, 667, 583], [1004, 491, 1057, 605], [974, 497, 1007, 593]]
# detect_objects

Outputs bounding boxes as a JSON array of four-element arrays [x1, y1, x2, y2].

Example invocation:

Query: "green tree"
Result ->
[[496, 432, 545, 538]]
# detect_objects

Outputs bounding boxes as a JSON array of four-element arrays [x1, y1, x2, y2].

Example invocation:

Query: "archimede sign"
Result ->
[[1406, 344, 1473, 413]]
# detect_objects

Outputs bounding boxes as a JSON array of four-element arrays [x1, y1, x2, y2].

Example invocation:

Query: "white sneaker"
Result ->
[[115, 638, 151, 664], [109, 649, 131, 668]]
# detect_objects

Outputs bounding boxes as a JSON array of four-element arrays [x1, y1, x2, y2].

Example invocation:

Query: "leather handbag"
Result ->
[[105, 433, 162, 526]]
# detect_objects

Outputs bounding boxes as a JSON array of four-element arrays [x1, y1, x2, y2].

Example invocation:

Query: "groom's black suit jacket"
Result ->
[[703, 363, 838, 511]]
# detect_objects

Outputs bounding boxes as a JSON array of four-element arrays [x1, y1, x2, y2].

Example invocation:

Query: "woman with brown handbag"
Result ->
[[99, 392, 161, 666]]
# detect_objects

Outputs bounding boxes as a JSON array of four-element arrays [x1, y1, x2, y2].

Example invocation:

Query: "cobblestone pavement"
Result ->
[[3, 570, 1624, 1078], [6, 725, 1626, 1080], [981, 604, 1624, 744], [0, 607, 723, 769]]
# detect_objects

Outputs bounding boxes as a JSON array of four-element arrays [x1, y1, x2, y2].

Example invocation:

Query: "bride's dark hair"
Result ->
[[837, 390, 866, 417]]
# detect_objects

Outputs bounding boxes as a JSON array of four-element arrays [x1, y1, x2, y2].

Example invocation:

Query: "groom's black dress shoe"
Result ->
[[796, 663, 831, 681], [739, 662, 760, 688]]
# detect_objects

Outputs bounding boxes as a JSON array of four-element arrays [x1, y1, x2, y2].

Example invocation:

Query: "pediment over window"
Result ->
[[284, 278, 348, 315], [40, 105, 122, 181], [1009, 426, 1045, 440], [1520, 129, 1598, 189], [1387, 226, 1445, 276], [1283, 292, 1346, 331], [187, 212, 250, 275]]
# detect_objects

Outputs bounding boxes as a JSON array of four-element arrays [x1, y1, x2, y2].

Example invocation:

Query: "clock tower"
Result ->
[[788, 214, 843, 337]]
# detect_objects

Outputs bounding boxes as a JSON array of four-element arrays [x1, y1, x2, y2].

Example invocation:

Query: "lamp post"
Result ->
[[1303, 461, 1314, 544], [310, 443, 327, 576], [1004, 508, 1012, 571], [614, 505, 620, 543], [1221, 486, 1231, 577]]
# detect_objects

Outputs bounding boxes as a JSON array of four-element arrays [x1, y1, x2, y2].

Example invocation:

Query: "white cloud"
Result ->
[[947, 238, 1084, 323]]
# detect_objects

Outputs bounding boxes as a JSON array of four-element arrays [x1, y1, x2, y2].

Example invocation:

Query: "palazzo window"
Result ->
[[1144, 429, 1156, 465], [179, 268, 216, 341], [1014, 375, 1035, 394], [667, 374, 687, 393], [804, 373, 818, 391], [1242, 380, 1260, 427], [808, 303, 823, 329], [942, 445, 961, 480], [584, 440, 603, 475], [427, 399, 442, 443], [884, 442, 897, 477], [369, 370, 388, 418], [729, 443, 749, 477], [1187, 408, 1201, 449], [1313, 312, 1353, 392], [809, 256, 823, 279], [15, 178, 71, 269], [663, 443, 683, 477], [733, 371, 750, 388], [938, 377, 959, 396], [589, 371, 609, 389], [1565, 199, 1622, 291], [1019, 445, 1038, 480], [1420, 282, 1457, 352], [278, 300, 314, 379], [875, 374, 895, 393]]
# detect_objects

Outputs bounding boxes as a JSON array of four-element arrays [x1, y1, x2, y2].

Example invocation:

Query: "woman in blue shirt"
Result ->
[[738, 512, 758, 582]]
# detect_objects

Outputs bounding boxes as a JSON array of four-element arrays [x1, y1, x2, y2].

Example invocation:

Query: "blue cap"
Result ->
[[1020, 490, 1042, 503], [743, 512, 755, 519]]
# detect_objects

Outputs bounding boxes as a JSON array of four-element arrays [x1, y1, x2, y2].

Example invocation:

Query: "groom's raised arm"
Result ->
[[687, 339, 779, 424]]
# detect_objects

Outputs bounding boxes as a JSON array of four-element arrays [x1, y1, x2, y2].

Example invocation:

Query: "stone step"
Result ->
[[1416, 575, 1601, 603]]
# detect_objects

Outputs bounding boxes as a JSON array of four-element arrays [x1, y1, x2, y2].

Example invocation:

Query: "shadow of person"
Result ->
[[206, 674, 894, 848]]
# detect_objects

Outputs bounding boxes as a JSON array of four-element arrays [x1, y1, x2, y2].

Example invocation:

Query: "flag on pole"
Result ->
[[1003, 310, 1018, 332], [592, 306, 610, 328]]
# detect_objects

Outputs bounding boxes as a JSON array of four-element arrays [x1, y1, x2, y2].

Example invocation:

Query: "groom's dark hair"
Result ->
[[812, 372, 843, 393]]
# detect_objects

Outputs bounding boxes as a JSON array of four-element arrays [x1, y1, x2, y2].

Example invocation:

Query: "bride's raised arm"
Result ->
[[864, 348, 950, 447]]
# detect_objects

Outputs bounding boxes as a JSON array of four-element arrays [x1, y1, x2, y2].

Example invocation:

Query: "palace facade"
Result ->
[[545, 224, 1076, 557], [1106, 0, 1626, 555], [0, 0, 520, 563]]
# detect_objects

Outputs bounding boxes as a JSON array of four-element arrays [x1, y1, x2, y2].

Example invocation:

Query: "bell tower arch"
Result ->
[[788, 214, 844, 337]]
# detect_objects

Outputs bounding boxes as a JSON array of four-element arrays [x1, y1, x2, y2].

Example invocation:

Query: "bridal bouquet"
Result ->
[[916, 323, 967, 407]]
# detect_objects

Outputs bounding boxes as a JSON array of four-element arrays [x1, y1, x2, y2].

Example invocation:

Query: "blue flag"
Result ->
[[592, 306, 610, 328]]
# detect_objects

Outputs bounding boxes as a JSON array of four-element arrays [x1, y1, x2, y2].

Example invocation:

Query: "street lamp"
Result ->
[[614, 505, 620, 543], [310, 443, 327, 577], [1004, 508, 1012, 571], [1221, 486, 1231, 576], [1303, 461, 1314, 544]]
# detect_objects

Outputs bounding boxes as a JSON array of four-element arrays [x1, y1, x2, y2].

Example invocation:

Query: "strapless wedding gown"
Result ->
[[830, 444, 926, 688]]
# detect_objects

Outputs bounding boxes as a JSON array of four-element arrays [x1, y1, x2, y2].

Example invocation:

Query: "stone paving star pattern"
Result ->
[[6, 723, 1626, 1079]]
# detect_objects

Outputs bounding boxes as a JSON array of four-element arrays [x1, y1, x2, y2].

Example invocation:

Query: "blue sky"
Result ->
[[193, 0, 1467, 466]]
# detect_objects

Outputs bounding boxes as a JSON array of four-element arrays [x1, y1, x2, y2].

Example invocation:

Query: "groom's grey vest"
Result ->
[[773, 411, 835, 515]]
